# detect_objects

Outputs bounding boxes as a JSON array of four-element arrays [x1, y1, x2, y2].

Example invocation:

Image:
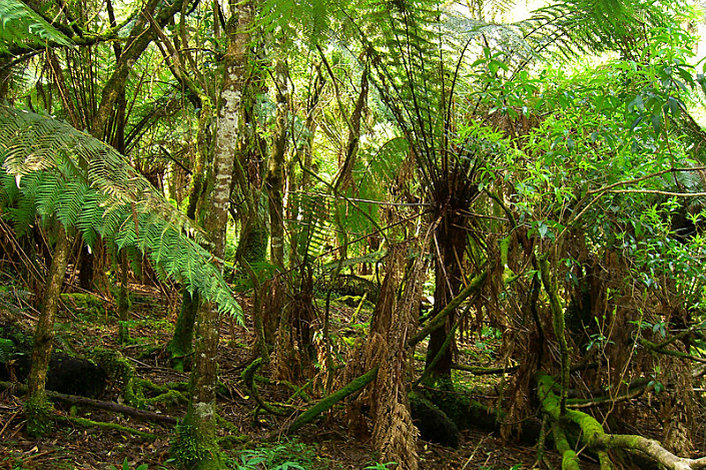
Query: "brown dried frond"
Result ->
[[372, 363, 419, 470]]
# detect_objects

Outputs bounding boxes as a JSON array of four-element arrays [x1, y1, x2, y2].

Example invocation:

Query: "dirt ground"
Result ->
[[0, 283, 695, 470]]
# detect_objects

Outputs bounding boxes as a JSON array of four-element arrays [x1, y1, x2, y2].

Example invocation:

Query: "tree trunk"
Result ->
[[117, 251, 131, 345], [26, 223, 70, 436], [168, 105, 210, 367], [424, 215, 467, 384], [266, 58, 288, 271], [172, 2, 251, 468]]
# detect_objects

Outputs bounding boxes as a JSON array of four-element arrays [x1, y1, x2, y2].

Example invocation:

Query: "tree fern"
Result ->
[[0, 0, 73, 53], [521, 0, 684, 59], [0, 105, 242, 319], [289, 191, 333, 265]]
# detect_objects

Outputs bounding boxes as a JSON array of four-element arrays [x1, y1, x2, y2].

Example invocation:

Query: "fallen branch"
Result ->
[[451, 363, 518, 375], [241, 358, 290, 416], [639, 338, 706, 364], [407, 271, 487, 348], [0, 380, 177, 425], [280, 366, 379, 436]]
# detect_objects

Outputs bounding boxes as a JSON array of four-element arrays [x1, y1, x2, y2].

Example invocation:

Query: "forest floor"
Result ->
[[0, 280, 677, 470]]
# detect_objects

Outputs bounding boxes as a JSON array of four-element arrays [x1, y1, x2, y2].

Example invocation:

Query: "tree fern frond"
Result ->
[[289, 191, 333, 264], [0, 0, 73, 53], [521, 0, 682, 58], [0, 105, 243, 320]]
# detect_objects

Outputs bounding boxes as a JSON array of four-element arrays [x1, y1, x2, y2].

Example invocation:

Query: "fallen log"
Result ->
[[0, 380, 177, 425]]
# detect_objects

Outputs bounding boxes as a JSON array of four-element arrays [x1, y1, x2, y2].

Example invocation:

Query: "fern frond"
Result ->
[[0, 0, 73, 53], [521, 0, 682, 58], [0, 105, 243, 320]]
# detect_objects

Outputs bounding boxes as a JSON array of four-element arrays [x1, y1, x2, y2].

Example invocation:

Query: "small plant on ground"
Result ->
[[230, 439, 316, 470], [364, 462, 398, 470], [109, 458, 148, 470]]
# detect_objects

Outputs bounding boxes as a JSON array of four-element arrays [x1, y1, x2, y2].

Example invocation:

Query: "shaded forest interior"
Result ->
[[3, 0, 706, 469]]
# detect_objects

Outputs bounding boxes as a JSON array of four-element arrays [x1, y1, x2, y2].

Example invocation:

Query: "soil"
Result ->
[[0, 283, 695, 470]]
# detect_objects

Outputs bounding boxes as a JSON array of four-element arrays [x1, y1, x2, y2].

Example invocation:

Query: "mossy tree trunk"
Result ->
[[172, 2, 252, 468], [26, 223, 71, 436], [168, 96, 211, 368], [117, 251, 131, 344]]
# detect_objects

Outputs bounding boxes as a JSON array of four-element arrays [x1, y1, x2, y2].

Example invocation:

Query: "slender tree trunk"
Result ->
[[26, 224, 70, 436], [117, 251, 131, 344], [172, 2, 251, 468], [266, 58, 288, 271], [168, 110, 209, 368], [264, 58, 289, 371], [0, 64, 10, 101]]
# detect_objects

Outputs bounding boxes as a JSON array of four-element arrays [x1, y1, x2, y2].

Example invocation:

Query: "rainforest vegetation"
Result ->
[[2, 0, 706, 469]]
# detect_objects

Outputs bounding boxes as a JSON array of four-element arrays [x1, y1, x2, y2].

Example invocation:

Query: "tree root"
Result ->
[[538, 372, 706, 470]]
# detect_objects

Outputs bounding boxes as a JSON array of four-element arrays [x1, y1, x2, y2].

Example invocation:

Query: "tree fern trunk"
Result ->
[[172, 2, 251, 468], [26, 223, 70, 436], [425, 216, 467, 385]]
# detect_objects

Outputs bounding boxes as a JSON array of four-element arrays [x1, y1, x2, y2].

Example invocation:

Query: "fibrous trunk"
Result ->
[[425, 215, 467, 384]]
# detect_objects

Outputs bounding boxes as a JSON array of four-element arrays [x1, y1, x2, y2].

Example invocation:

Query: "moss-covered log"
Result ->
[[407, 271, 487, 348], [282, 366, 379, 435]]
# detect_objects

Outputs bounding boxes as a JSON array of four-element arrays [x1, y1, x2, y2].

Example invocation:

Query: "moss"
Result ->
[[124, 377, 188, 409], [171, 422, 224, 470], [25, 393, 54, 437], [567, 409, 604, 442], [419, 386, 502, 433], [409, 391, 459, 447], [93, 348, 134, 387], [55, 415, 157, 440], [61, 293, 107, 321]]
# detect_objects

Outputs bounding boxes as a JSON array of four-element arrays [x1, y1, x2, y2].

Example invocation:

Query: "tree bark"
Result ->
[[424, 216, 468, 384], [172, 2, 252, 468], [26, 223, 70, 436]]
